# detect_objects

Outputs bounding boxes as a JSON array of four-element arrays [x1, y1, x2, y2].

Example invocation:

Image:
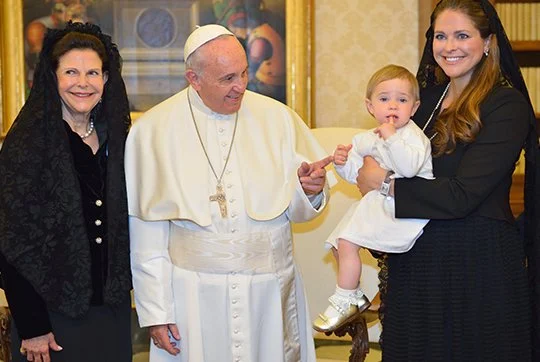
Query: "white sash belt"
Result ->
[[168, 223, 301, 362], [168, 223, 289, 275]]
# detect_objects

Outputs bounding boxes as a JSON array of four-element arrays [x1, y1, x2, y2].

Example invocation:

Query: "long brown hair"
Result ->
[[431, 0, 501, 156]]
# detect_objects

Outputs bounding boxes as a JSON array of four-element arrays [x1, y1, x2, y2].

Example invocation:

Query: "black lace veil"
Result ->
[[417, 0, 539, 357], [0, 22, 131, 317]]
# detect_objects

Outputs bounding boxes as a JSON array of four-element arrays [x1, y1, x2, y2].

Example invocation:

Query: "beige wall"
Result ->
[[314, 0, 420, 129], [0, 2, 423, 143]]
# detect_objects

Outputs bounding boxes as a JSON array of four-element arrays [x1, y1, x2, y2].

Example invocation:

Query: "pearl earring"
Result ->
[[484, 50, 489, 57]]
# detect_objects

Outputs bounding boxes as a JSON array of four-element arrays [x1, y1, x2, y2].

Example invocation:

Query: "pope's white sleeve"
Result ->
[[286, 176, 329, 223], [130, 216, 176, 328]]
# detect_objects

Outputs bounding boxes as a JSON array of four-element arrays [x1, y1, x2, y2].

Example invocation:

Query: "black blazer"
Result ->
[[395, 85, 531, 222]]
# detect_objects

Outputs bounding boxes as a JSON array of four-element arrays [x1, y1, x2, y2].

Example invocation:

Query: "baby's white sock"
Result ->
[[336, 285, 364, 299], [322, 285, 364, 318]]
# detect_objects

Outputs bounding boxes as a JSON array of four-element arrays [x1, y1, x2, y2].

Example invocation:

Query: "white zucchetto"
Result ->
[[183, 24, 234, 61]]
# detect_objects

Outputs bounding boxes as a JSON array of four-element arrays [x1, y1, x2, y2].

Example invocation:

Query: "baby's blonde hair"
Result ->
[[366, 64, 419, 101]]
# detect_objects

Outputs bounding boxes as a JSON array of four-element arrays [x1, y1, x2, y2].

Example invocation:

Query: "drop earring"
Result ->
[[484, 50, 489, 57]]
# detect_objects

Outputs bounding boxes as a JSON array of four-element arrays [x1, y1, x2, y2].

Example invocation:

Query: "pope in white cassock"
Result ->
[[125, 24, 334, 362]]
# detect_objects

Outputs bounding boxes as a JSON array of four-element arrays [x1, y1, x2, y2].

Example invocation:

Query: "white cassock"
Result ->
[[125, 87, 333, 362], [327, 121, 433, 253]]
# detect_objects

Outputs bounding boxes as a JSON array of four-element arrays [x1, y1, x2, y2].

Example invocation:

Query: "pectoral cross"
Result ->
[[209, 183, 228, 218]]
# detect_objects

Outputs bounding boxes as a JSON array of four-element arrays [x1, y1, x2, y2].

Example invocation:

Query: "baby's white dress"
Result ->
[[326, 121, 433, 253]]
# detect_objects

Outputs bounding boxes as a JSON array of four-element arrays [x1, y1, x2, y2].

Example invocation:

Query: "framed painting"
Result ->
[[0, 0, 25, 138], [0, 0, 312, 139]]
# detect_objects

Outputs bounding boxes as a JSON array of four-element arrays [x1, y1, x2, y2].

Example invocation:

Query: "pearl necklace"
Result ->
[[80, 121, 95, 140]]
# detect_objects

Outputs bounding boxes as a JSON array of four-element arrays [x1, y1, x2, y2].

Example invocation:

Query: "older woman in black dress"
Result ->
[[0, 22, 131, 361], [357, 0, 538, 360]]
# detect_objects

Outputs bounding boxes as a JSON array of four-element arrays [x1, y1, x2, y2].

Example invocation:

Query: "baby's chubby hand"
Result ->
[[333, 144, 352, 166], [375, 117, 397, 140]]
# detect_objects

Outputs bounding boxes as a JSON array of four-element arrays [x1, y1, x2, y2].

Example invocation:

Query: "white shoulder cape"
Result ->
[[125, 87, 331, 226]]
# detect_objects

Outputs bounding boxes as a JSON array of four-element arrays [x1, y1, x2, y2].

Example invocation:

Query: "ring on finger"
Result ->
[[19, 347, 26, 355]]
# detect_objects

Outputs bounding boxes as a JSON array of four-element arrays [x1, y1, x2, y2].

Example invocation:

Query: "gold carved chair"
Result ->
[[0, 290, 11, 362]]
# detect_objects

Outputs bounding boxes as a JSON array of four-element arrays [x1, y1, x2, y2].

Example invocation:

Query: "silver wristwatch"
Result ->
[[380, 170, 395, 197]]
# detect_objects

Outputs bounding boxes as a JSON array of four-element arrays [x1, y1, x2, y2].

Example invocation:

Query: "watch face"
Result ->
[[380, 182, 391, 196], [380, 170, 394, 197]]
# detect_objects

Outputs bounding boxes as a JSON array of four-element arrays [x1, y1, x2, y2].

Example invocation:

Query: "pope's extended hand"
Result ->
[[297, 155, 333, 195], [149, 324, 181, 356]]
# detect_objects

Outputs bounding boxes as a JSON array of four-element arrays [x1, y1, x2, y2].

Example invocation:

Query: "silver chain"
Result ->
[[187, 89, 238, 184], [422, 83, 450, 140]]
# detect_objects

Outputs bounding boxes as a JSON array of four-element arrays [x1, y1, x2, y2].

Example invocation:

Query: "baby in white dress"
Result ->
[[313, 64, 434, 333]]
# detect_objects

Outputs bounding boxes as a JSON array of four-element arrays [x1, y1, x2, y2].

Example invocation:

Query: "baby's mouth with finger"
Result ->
[[386, 115, 398, 122]]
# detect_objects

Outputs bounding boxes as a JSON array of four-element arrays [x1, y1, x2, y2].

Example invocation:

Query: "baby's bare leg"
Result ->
[[313, 238, 370, 332], [337, 238, 362, 289]]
